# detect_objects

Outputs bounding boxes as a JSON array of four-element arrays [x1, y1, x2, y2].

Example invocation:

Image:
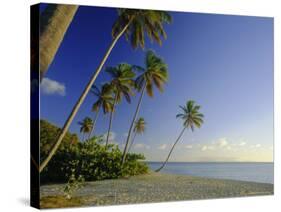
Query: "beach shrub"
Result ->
[[40, 119, 79, 162], [40, 120, 148, 183], [63, 169, 85, 199]]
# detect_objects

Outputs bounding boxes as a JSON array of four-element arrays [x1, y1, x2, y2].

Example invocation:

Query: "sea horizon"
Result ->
[[146, 161, 273, 163], [147, 161, 274, 184]]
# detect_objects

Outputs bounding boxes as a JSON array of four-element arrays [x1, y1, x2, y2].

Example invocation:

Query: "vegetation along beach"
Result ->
[[35, 3, 274, 209]]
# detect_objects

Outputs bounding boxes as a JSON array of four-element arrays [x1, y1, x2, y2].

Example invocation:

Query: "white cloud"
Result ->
[[201, 146, 208, 151], [185, 145, 193, 149], [102, 132, 116, 142], [41, 77, 66, 96], [134, 143, 150, 149], [239, 142, 246, 146], [123, 133, 128, 137], [250, 144, 262, 149], [217, 138, 228, 147], [201, 145, 214, 151], [158, 144, 168, 150]]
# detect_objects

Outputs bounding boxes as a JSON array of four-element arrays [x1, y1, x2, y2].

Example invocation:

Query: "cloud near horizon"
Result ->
[[158, 144, 168, 150], [102, 132, 116, 142], [41, 78, 66, 96], [134, 143, 150, 150]]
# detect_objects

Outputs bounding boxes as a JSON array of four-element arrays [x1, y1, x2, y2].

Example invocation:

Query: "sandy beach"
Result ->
[[40, 172, 273, 208]]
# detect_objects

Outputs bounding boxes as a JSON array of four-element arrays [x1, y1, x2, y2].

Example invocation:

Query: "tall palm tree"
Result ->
[[39, 9, 171, 173], [155, 101, 204, 172], [105, 63, 135, 146], [88, 84, 114, 139], [127, 117, 146, 153], [78, 117, 93, 142], [122, 50, 169, 165], [39, 4, 78, 79]]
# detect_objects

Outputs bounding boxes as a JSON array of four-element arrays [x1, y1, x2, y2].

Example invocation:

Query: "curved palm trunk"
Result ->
[[39, 19, 133, 173], [40, 4, 78, 80], [88, 107, 100, 139], [155, 127, 186, 172], [122, 84, 146, 165], [105, 94, 118, 147], [82, 133, 85, 142], [127, 132, 137, 153]]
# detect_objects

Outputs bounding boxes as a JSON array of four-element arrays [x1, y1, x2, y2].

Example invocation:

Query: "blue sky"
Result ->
[[40, 4, 274, 162]]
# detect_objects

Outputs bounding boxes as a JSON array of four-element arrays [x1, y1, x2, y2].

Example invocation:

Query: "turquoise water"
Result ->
[[147, 162, 274, 184]]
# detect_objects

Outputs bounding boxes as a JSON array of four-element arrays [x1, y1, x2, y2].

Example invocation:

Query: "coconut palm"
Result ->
[[39, 4, 78, 79], [78, 117, 93, 142], [155, 100, 204, 172], [39, 9, 171, 173], [127, 117, 146, 153], [88, 84, 114, 139], [122, 50, 168, 165], [105, 63, 135, 146]]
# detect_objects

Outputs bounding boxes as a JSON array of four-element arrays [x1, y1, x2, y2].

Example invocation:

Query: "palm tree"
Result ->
[[155, 100, 204, 172], [39, 9, 171, 173], [78, 117, 93, 142], [88, 84, 114, 139], [127, 117, 146, 153], [105, 63, 135, 146], [39, 4, 78, 79], [122, 50, 169, 165]]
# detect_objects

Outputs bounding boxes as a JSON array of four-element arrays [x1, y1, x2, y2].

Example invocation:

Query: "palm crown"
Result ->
[[135, 50, 169, 97], [105, 63, 136, 104], [78, 117, 93, 134], [91, 84, 114, 114], [112, 9, 172, 49], [134, 117, 146, 134], [176, 100, 204, 131]]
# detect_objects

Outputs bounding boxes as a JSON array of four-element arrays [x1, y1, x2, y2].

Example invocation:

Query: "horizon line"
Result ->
[[145, 161, 274, 163]]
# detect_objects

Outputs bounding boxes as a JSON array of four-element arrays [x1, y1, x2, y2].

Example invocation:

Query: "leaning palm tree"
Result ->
[[155, 100, 204, 172], [39, 4, 78, 79], [105, 63, 135, 146], [39, 9, 172, 173], [127, 117, 146, 153], [78, 117, 93, 142], [88, 84, 114, 139], [122, 50, 169, 165]]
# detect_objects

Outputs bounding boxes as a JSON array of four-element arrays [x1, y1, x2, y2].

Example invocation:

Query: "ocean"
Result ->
[[147, 162, 274, 184]]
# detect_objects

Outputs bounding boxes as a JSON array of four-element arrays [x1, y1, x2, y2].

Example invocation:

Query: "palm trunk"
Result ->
[[40, 4, 78, 79], [39, 19, 133, 173], [122, 83, 146, 165], [127, 132, 137, 153], [88, 106, 100, 139], [105, 94, 118, 147], [155, 127, 186, 172]]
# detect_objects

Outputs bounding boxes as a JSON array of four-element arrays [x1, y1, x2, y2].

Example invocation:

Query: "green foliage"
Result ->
[[176, 100, 204, 131], [40, 120, 148, 184], [40, 119, 79, 162], [112, 9, 172, 49], [135, 50, 169, 97]]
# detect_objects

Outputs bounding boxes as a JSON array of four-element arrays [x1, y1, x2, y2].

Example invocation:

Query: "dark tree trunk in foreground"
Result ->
[[40, 4, 78, 79]]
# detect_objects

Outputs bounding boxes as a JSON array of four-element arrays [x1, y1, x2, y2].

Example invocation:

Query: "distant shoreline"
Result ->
[[146, 161, 274, 163], [40, 172, 273, 208]]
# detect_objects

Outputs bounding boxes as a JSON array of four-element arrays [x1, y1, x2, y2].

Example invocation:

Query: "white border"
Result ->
[[0, 0, 280, 211]]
